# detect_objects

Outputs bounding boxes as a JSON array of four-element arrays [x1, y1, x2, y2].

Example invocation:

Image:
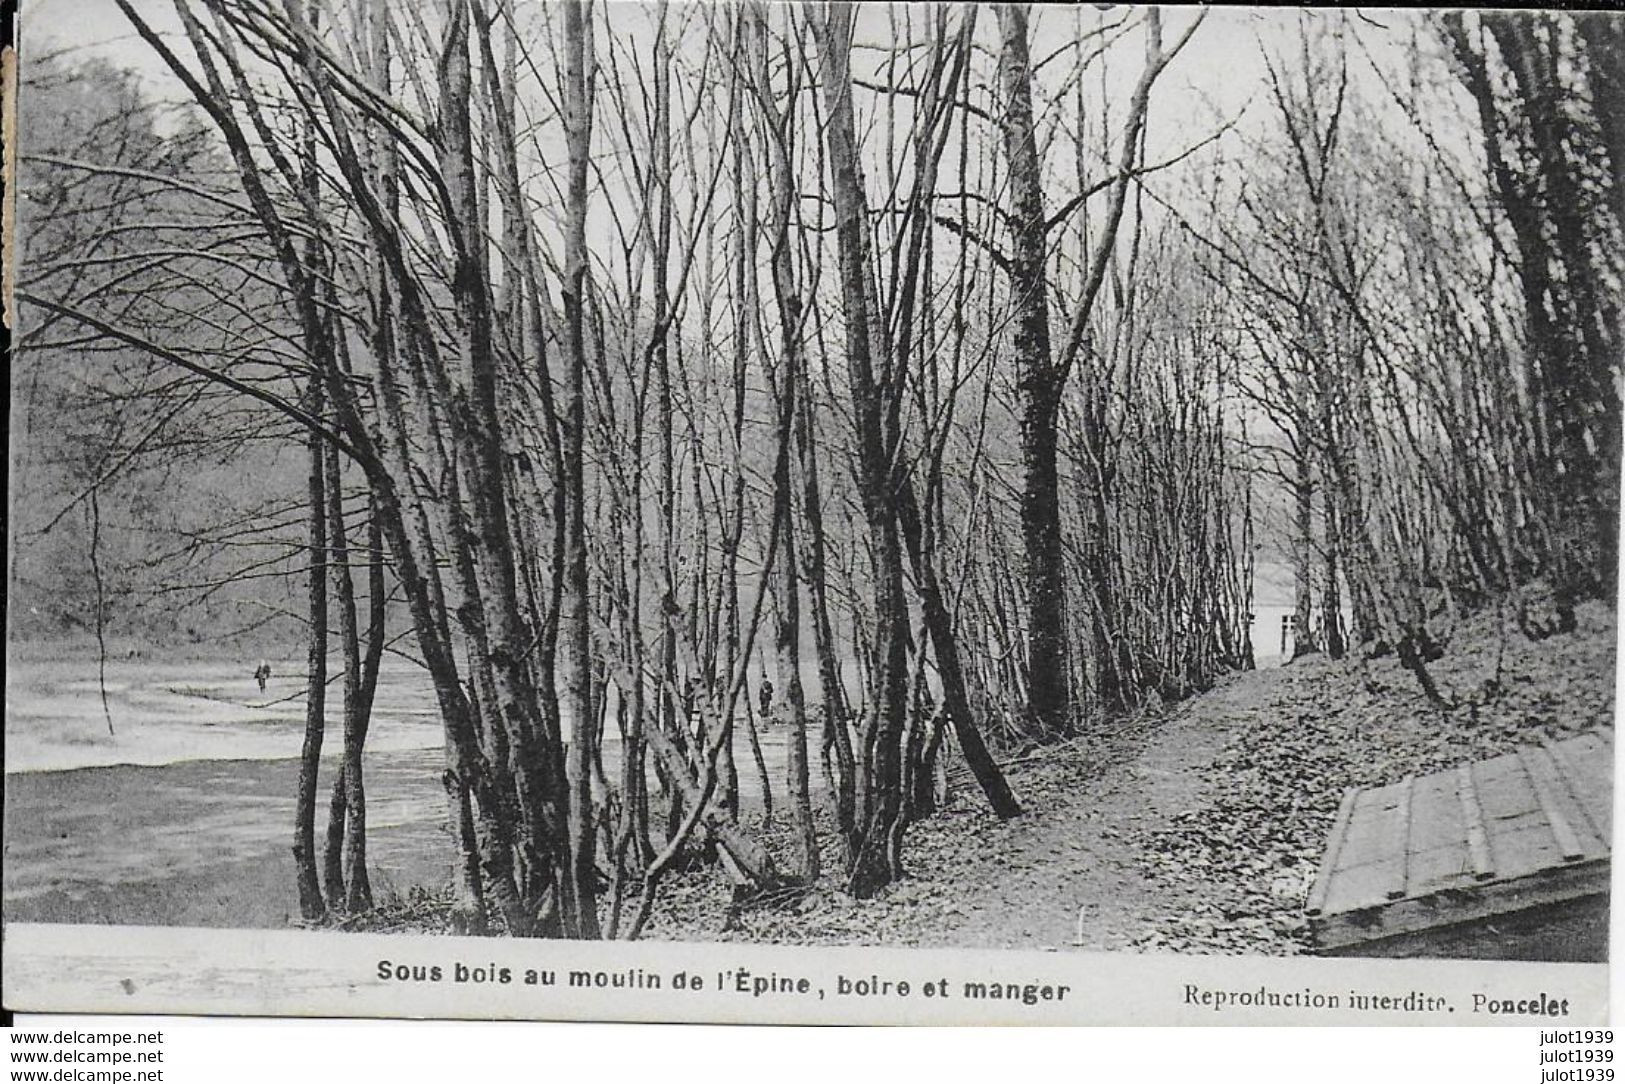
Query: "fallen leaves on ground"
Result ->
[[1129, 598, 1615, 956], [341, 596, 1614, 955]]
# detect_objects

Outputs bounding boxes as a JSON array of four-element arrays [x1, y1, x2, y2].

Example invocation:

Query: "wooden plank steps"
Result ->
[[1304, 788, 1357, 919], [1384, 775, 1415, 900], [1307, 729, 1611, 961], [1455, 763, 1496, 882], [1517, 746, 1584, 862], [1538, 732, 1610, 848]]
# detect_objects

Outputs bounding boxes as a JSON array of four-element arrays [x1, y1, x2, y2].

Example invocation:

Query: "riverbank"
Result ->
[[3, 749, 452, 927], [6, 598, 1614, 946], [638, 597, 1616, 952]]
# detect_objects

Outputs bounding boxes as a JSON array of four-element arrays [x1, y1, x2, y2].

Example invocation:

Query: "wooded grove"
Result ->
[[10, 3, 1622, 938]]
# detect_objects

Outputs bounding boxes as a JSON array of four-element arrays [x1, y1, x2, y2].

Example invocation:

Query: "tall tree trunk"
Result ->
[[795, 389, 855, 849], [819, 1, 911, 897], [438, 0, 578, 938], [769, 450, 818, 880], [292, 46, 328, 921], [558, 0, 602, 938], [751, 3, 818, 881], [896, 478, 1023, 818], [320, 437, 368, 912], [295, 368, 328, 923], [995, 4, 1071, 738], [346, 498, 385, 911]]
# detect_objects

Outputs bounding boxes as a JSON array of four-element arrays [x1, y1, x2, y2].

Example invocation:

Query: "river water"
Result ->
[[6, 611, 1297, 928], [4, 654, 795, 927]]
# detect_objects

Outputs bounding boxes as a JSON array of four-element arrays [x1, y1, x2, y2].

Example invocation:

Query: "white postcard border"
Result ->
[[2, 923, 1606, 1026]]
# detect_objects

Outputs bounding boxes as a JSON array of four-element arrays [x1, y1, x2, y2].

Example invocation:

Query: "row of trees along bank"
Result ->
[[13, 4, 1621, 935]]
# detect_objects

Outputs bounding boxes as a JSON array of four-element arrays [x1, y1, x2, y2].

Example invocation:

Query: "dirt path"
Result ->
[[654, 665, 1294, 949], [12, 599, 1611, 942], [837, 601, 1614, 956], [923, 668, 1282, 951]]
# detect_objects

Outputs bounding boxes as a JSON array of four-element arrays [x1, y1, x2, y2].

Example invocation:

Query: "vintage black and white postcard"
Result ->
[[4, 1, 1619, 1025]]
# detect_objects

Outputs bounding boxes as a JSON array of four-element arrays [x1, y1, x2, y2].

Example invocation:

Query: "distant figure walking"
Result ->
[[254, 661, 271, 692], [758, 675, 774, 722]]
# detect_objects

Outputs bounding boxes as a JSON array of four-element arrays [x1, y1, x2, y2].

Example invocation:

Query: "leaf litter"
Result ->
[[350, 598, 1615, 954]]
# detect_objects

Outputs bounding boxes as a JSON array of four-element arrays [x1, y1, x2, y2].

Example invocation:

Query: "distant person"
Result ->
[[254, 661, 272, 692], [758, 675, 774, 722]]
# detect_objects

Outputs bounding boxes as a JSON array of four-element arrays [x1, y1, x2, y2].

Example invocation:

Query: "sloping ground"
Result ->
[[358, 675, 1266, 943], [645, 671, 1274, 949], [639, 599, 1615, 953], [352, 597, 1615, 951], [1130, 598, 1617, 955]]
